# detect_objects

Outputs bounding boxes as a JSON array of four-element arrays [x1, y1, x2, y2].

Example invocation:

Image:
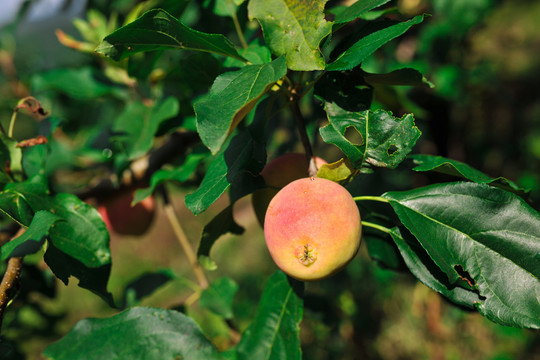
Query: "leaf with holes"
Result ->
[[96, 9, 246, 62], [195, 56, 286, 154], [236, 271, 303, 360], [248, 0, 332, 70], [320, 102, 421, 171], [383, 182, 540, 328]]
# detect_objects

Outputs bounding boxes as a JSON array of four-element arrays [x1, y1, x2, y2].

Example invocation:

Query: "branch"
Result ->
[[0, 227, 25, 333]]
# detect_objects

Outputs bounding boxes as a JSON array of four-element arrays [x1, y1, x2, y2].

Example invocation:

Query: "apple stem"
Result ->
[[353, 195, 390, 204], [362, 221, 392, 235], [290, 96, 318, 177], [160, 188, 209, 290]]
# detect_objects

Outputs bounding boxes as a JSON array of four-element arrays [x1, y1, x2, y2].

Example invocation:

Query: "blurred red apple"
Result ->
[[98, 190, 155, 236]]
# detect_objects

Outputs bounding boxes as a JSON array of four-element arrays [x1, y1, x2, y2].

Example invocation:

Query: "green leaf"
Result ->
[[330, 0, 391, 24], [364, 68, 434, 87], [388, 226, 483, 308], [364, 234, 404, 270], [133, 148, 207, 205], [236, 271, 303, 360], [42, 307, 224, 360], [197, 205, 244, 270], [113, 97, 180, 160], [0, 178, 51, 226], [96, 9, 245, 62], [223, 44, 272, 68], [214, 0, 246, 17], [314, 69, 373, 112], [326, 15, 424, 71], [316, 157, 356, 184], [410, 154, 529, 197], [195, 56, 286, 154], [185, 129, 265, 215], [1, 211, 62, 260], [200, 277, 239, 319], [122, 269, 175, 308], [248, 0, 332, 71], [320, 103, 421, 170], [0, 133, 23, 184], [45, 193, 113, 305], [383, 182, 540, 328]]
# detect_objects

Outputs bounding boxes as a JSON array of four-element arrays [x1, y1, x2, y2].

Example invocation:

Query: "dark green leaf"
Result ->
[[31, 67, 127, 100], [248, 0, 332, 70], [326, 15, 424, 71], [197, 205, 244, 270], [383, 182, 540, 328], [195, 56, 286, 154], [96, 9, 245, 62], [314, 69, 373, 112], [185, 129, 265, 215], [1, 211, 61, 260], [122, 269, 175, 308], [330, 0, 391, 24], [410, 154, 529, 197], [364, 68, 433, 87], [388, 226, 483, 308], [42, 307, 223, 360], [113, 97, 180, 160], [320, 102, 421, 170], [236, 271, 303, 360], [133, 148, 207, 204], [364, 234, 404, 270], [200, 277, 239, 319], [0, 178, 51, 226]]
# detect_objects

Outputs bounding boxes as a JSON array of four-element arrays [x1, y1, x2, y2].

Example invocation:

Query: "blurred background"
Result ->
[[0, 0, 539, 359]]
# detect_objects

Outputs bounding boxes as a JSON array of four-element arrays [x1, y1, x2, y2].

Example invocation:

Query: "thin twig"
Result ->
[[159, 187, 209, 290], [289, 97, 318, 177], [232, 13, 248, 49]]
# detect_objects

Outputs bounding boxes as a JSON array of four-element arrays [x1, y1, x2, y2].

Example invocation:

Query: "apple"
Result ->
[[252, 153, 327, 226], [97, 190, 155, 236], [264, 177, 361, 281]]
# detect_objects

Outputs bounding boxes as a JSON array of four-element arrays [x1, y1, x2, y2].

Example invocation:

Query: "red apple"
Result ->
[[252, 153, 327, 226], [98, 190, 155, 236], [264, 177, 361, 281]]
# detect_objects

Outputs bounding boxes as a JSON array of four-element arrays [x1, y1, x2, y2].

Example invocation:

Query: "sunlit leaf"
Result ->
[[248, 0, 332, 70], [195, 56, 286, 154]]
